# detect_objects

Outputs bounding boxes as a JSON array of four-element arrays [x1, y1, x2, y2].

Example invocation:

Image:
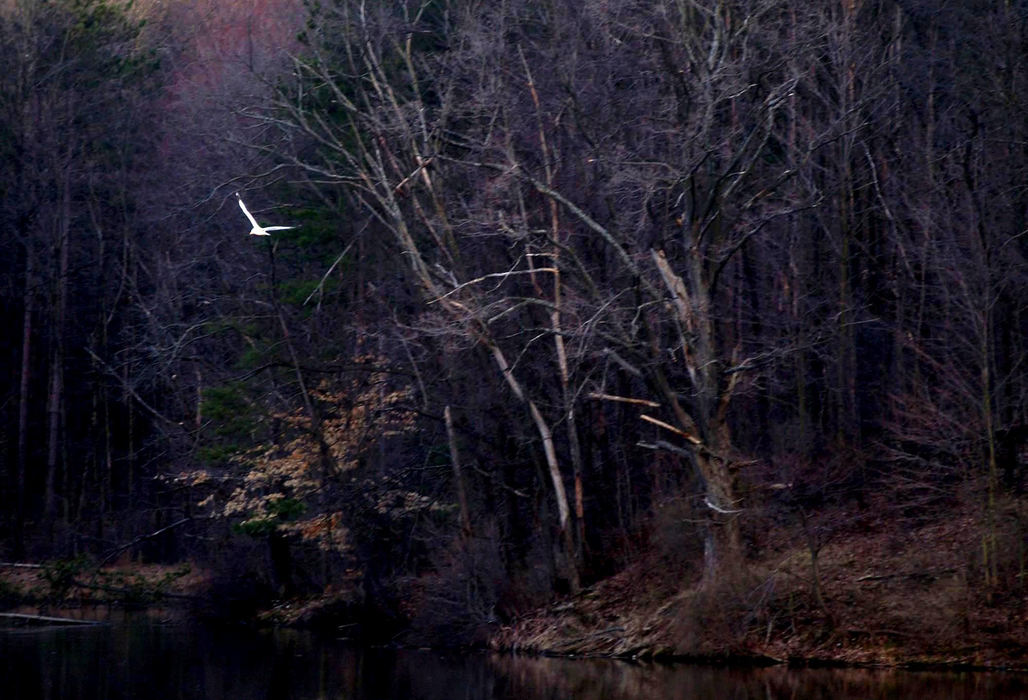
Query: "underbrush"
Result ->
[[0, 560, 206, 609], [487, 493, 1028, 668]]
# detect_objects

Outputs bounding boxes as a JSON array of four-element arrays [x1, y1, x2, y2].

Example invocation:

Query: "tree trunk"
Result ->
[[650, 249, 743, 576], [488, 341, 580, 591], [524, 48, 587, 565], [15, 246, 34, 557], [45, 171, 71, 532], [445, 405, 472, 539]]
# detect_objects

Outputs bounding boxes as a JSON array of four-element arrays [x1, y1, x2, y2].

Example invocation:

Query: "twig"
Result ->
[[98, 518, 191, 568], [638, 440, 694, 459], [428, 268, 558, 304], [83, 347, 179, 427], [587, 392, 661, 407], [704, 497, 743, 515], [640, 413, 702, 444], [304, 235, 359, 306]]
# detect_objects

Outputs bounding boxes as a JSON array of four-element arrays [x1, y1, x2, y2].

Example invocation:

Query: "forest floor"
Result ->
[[487, 498, 1028, 670], [0, 560, 210, 609]]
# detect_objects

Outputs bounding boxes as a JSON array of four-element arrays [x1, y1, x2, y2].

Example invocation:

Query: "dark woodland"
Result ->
[[1, 0, 1026, 659]]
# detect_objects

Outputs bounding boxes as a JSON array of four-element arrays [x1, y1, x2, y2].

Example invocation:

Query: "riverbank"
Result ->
[[0, 559, 209, 609], [4, 499, 1025, 671], [487, 500, 1028, 671]]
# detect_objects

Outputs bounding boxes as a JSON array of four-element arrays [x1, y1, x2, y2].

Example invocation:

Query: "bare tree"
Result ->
[[257, 0, 816, 584]]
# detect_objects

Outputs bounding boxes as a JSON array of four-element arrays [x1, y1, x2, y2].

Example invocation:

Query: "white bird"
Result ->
[[236, 192, 295, 236]]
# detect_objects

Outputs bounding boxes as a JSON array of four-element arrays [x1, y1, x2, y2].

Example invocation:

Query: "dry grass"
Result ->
[[0, 561, 211, 606], [489, 498, 1028, 669]]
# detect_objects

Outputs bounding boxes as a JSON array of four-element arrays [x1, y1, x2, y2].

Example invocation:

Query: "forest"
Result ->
[[1, 0, 1026, 660]]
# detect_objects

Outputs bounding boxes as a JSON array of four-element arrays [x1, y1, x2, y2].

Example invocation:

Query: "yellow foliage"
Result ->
[[281, 512, 350, 553], [189, 355, 417, 554]]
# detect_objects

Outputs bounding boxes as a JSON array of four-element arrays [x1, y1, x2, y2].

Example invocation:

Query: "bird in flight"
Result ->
[[236, 192, 295, 236]]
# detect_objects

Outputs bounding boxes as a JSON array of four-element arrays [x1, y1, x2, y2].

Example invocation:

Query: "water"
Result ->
[[1, 612, 1027, 699]]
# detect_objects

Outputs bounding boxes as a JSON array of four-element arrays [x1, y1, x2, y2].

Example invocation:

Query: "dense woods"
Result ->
[[1, 0, 1026, 649]]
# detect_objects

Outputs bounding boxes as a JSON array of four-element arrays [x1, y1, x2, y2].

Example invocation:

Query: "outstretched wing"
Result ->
[[236, 194, 260, 229], [262, 226, 296, 232]]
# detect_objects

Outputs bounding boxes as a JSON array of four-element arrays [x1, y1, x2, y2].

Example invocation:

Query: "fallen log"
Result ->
[[855, 568, 956, 583], [0, 612, 104, 626], [71, 579, 199, 601]]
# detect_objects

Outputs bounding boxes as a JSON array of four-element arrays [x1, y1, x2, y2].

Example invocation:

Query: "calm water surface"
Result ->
[[1, 612, 1027, 700]]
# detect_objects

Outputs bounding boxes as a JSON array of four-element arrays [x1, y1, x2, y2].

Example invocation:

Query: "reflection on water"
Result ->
[[484, 655, 1028, 700], [1, 614, 1027, 700]]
